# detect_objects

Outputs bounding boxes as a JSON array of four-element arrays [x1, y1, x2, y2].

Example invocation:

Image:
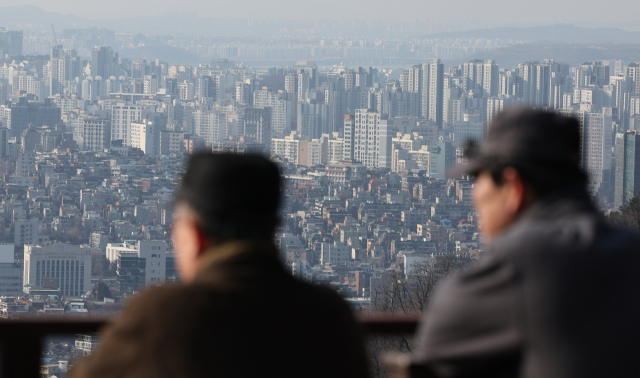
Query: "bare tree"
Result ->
[[370, 253, 467, 315], [365, 252, 469, 377], [607, 192, 640, 230]]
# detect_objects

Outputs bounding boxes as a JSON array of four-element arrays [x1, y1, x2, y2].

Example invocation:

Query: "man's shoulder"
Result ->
[[117, 285, 199, 318], [491, 211, 599, 255], [487, 211, 640, 269]]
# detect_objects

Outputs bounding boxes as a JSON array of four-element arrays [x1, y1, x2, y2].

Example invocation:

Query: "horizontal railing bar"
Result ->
[[0, 314, 420, 337], [0, 315, 421, 378], [0, 318, 109, 336], [357, 314, 421, 334]]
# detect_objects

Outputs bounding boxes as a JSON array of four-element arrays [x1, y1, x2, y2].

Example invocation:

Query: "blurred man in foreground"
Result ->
[[410, 109, 640, 378], [71, 153, 369, 378]]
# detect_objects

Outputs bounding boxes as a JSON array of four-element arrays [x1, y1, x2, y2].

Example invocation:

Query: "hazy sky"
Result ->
[[9, 0, 640, 24]]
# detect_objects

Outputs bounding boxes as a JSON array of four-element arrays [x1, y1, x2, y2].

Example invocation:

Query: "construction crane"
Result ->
[[51, 24, 57, 46]]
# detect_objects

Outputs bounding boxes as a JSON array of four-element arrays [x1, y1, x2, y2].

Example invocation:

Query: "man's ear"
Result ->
[[502, 167, 528, 214], [193, 224, 211, 258]]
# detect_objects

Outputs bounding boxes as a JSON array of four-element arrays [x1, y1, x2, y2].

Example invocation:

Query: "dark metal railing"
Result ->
[[0, 318, 109, 378], [0, 314, 419, 378], [357, 313, 420, 334]]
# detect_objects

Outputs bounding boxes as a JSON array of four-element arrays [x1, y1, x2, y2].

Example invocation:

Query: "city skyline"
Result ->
[[2, 4, 640, 378]]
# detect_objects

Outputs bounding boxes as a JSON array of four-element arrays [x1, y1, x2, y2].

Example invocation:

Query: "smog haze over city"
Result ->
[[2, 0, 640, 376]]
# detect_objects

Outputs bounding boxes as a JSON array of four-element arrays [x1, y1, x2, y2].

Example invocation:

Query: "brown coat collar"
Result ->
[[192, 240, 286, 290]]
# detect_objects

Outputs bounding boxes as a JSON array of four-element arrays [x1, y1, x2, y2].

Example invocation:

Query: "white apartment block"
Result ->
[[106, 241, 168, 286], [271, 132, 301, 163], [285, 74, 296, 94], [111, 105, 142, 146], [344, 109, 394, 168], [271, 131, 342, 166], [327, 137, 344, 163], [23, 242, 92, 297], [320, 242, 350, 266], [130, 120, 159, 156], [351, 109, 380, 167], [16, 152, 35, 177]]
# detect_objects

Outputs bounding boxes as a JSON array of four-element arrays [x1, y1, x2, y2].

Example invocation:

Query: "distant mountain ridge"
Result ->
[[444, 43, 640, 70], [0, 5, 88, 29], [3, 5, 640, 42], [423, 24, 640, 44]]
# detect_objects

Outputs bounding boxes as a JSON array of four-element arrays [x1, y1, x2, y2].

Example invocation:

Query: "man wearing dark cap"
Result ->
[[407, 109, 640, 378], [70, 153, 369, 378]]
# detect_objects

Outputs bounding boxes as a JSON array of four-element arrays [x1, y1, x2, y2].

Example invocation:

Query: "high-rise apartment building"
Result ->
[[625, 63, 640, 96], [575, 61, 610, 87], [197, 75, 217, 100], [298, 71, 310, 100], [519, 61, 551, 107], [407, 65, 422, 94], [0, 127, 8, 158], [79, 117, 111, 152], [178, 81, 195, 101], [0, 98, 61, 138], [344, 109, 394, 168], [253, 88, 292, 138], [193, 110, 225, 145], [297, 101, 330, 140], [614, 131, 640, 209], [49, 45, 81, 96], [343, 114, 355, 161], [351, 109, 380, 167], [143, 75, 158, 95], [421, 60, 444, 126], [0, 29, 23, 56], [462, 59, 484, 94], [559, 109, 612, 198], [482, 61, 499, 97], [583, 112, 613, 198], [242, 107, 271, 145], [131, 59, 148, 79], [236, 81, 252, 105], [285, 73, 296, 94], [378, 117, 395, 169], [90, 46, 119, 78]]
